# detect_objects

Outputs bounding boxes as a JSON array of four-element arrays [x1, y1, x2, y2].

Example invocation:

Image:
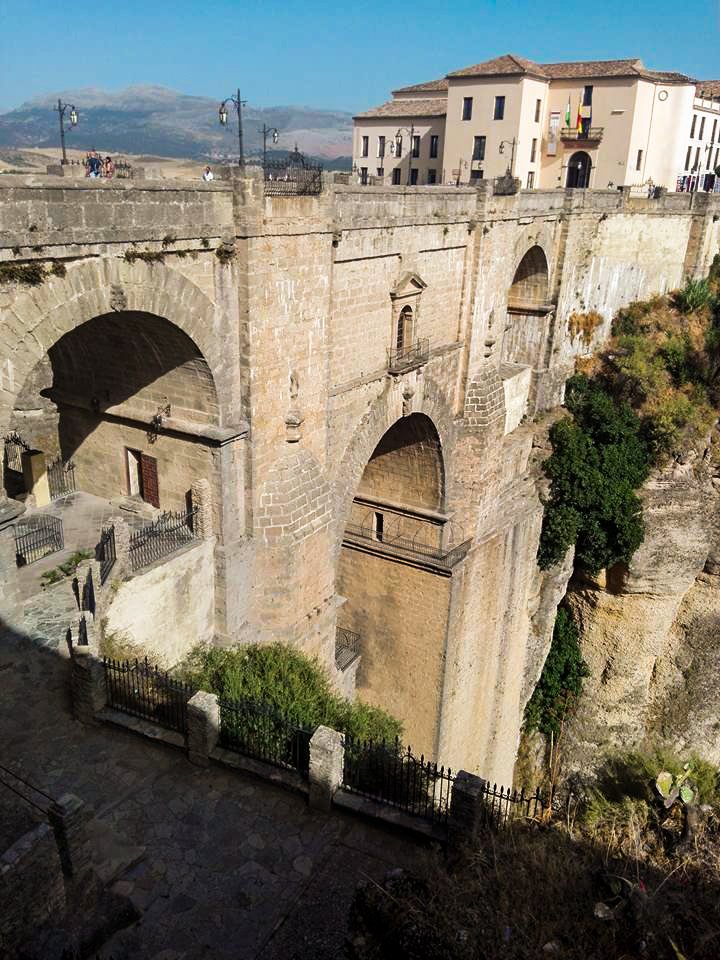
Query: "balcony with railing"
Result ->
[[560, 127, 604, 144], [387, 337, 430, 375]]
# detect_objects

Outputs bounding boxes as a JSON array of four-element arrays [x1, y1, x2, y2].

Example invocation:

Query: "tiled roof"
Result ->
[[353, 98, 447, 120], [391, 78, 449, 96], [698, 80, 720, 98], [448, 54, 548, 80], [542, 58, 693, 83]]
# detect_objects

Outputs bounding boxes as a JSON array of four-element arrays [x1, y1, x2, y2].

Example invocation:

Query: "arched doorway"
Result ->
[[337, 413, 460, 755], [566, 151, 592, 188]]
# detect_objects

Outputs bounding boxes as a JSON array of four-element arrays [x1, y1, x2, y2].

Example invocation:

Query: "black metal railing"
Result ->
[[129, 508, 198, 572], [95, 525, 116, 584], [47, 456, 76, 500], [335, 627, 360, 671], [478, 781, 545, 830], [560, 126, 604, 142], [103, 657, 195, 734], [344, 521, 469, 569], [218, 698, 312, 778], [263, 159, 323, 197], [14, 515, 64, 567], [3, 432, 29, 473], [387, 337, 430, 374], [343, 737, 454, 828]]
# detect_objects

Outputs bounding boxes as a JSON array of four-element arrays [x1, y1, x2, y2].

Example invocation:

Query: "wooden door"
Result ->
[[140, 454, 160, 508]]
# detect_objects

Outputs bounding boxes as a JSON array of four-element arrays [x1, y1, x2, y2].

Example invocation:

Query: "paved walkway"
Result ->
[[0, 625, 423, 959]]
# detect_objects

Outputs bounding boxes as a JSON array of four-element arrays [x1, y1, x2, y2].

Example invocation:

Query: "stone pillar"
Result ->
[[187, 691, 220, 766], [108, 515, 131, 580], [0, 507, 22, 627], [448, 770, 488, 846], [191, 478, 213, 540], [47, 793, 92, 881], [21, 450, 50, 507], [309, 725, 344, 811], [70, 645, 105, 724]]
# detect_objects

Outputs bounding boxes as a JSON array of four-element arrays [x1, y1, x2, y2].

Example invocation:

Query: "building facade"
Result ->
[[354, 54, 720, 192]]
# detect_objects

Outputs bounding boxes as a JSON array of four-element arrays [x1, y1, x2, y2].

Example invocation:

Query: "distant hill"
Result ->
[[0, 85, 353, 167]]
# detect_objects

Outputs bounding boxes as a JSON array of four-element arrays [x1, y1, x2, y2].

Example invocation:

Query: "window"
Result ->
[[376, 167, 385, 178], [716, 146, 720, 169], [395, 136, 403, 158], [535, 98, 542, 122], [685, 145, 692, 171], [494, 96, 505, 120], [410, 167, 419, 185], [582, 85, 593, 107], [530, 138, 537, 163], [360, 136, 369, 157], [360, 167, 368, 185], [469, 169, 484, 181], [373, 512, 384, 542], [527, 171, 535, 189], [472, 135, 486, 161], [712, 120, 718, 143], [462, 96, 473, 121], [412, 135, 420, 158], [699, 117, 706, 140], [396, 305, 415, 352], [430, 134, 439, 158], [392, 168, 402, 185], [695, 146, 701, 169], [690, 114, 697, 138], [377, 135, 385, 158], [636, 149, 643, 171], [427, 169, 437, 184]]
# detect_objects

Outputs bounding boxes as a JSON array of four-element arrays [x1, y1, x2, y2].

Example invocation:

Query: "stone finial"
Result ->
[[70, 646, 105, 724], [448, 769, 488, 846], [108, 514, 131, 578], [187, 691, 220, 766], [190, 479, 213, 539], [309, 725, 344, 811]]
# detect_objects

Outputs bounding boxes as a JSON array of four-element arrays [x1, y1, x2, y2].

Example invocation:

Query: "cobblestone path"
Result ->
[[0, 624, 423, 960]]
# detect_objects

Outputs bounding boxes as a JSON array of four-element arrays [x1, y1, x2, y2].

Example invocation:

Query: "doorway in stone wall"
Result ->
[[125, 448, 160, 508]]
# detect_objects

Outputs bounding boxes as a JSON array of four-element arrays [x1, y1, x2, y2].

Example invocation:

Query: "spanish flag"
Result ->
[[576, 101, 583, 133]]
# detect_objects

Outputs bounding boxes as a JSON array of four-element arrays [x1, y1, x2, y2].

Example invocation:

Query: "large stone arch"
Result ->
[[0, 257, 239, 440]]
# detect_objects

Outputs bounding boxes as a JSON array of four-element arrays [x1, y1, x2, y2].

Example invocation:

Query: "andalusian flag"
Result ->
[[577, 100, 583, 133], [565, 98, 571, 127]]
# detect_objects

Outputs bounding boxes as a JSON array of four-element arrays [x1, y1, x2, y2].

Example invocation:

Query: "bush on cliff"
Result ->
[[524, 607, 588, 738], [177, 640, 402, 743]]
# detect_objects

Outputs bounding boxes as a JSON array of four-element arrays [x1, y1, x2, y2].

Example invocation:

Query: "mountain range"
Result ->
[[0, 85, 354, 166]]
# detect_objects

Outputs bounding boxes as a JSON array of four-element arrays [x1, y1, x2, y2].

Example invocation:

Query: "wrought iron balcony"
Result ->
[[335, 627, 361, 671], [560, 127, 604, 143], [387, 337, 430, 374]]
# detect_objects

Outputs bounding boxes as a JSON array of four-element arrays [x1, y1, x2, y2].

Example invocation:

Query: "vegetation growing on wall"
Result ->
[[178, 641, 402, 743], [524, 608, 588, 737]]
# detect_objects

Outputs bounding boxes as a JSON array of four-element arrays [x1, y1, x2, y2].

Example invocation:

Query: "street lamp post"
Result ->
[[56, 99, 78, 166], [262, 125, 280, 169], [498, 138, 517, 176], [394, 124, 415, 185], [218, 89, 247, 170]]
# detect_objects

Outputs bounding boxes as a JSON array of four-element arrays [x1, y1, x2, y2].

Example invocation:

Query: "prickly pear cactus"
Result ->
[[655, 764, 696, 809]]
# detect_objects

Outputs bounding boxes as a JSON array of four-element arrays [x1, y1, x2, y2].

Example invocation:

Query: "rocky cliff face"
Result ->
[[563, 449, 720, 771]]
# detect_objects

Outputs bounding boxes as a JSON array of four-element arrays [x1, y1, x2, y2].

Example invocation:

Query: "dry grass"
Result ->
[[568, 310, 604, 346]]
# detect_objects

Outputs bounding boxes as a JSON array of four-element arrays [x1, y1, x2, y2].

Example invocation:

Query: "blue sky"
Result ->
[[1, 0, 718, 114]]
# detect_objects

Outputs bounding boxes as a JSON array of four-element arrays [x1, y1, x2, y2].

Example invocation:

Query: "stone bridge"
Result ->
[[1, 170, 719, 784]]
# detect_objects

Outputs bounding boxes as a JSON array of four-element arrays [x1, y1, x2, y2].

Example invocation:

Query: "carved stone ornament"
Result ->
[[109, 284, 127, 312], [402, 385, 415, 416], [289, 371, 300, 401], [284, 409, 304, 443]]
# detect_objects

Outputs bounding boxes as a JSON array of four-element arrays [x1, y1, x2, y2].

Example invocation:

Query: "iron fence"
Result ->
[[343, 737, 454, 828], [344, 519, 469, 570], [95, 525, 116, 584], [129, 508, 198, 572], [478, 781, 545, 829], [103, 657, 195, 734], [335, 627, 360, 671], [387, 337, 429, 374], [263, 159, 323, 197], [3, 432, 29, 473], [47, 456, 76, 500], [14, 515, 64, 566], [218, 698, 312, 778]]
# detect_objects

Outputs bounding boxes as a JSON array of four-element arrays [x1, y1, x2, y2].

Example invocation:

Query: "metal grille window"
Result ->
[[472, 135, 486, 161], [462, 96, 473, 121]]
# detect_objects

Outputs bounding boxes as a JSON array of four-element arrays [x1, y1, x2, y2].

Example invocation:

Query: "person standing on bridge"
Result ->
[[202, 165, 214, 182]]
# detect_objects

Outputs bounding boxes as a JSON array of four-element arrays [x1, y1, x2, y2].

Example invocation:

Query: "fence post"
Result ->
[[191, 478, 213, 539], [448, 770, 488, 846], [108, 515, 130, 579], [309, 725, 344, 811], [187, 691, 220, 766], [70, 637, 106, 724], [47, 793, 93, 882]]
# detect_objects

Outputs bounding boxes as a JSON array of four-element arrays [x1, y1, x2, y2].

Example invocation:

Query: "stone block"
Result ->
[[47, 792, 92, 881], [70, 647, 105, 724], [448, 769, 487, 846], [187, 690, 220, 766], [308, 725, 344, 811]]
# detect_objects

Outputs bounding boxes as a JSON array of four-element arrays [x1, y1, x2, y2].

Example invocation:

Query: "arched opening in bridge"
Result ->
[[566, 151, 592, 188], [4, 311, 220, 522], [501, 245, 555, 427], [337, 413, 463, 756]]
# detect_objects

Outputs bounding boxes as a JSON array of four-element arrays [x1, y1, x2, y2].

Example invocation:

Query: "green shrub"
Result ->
[[538, 376, 650, 572], [524, 608, 588, 738], [673, 277, 714, 314], [177, 641, 402, 742]]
